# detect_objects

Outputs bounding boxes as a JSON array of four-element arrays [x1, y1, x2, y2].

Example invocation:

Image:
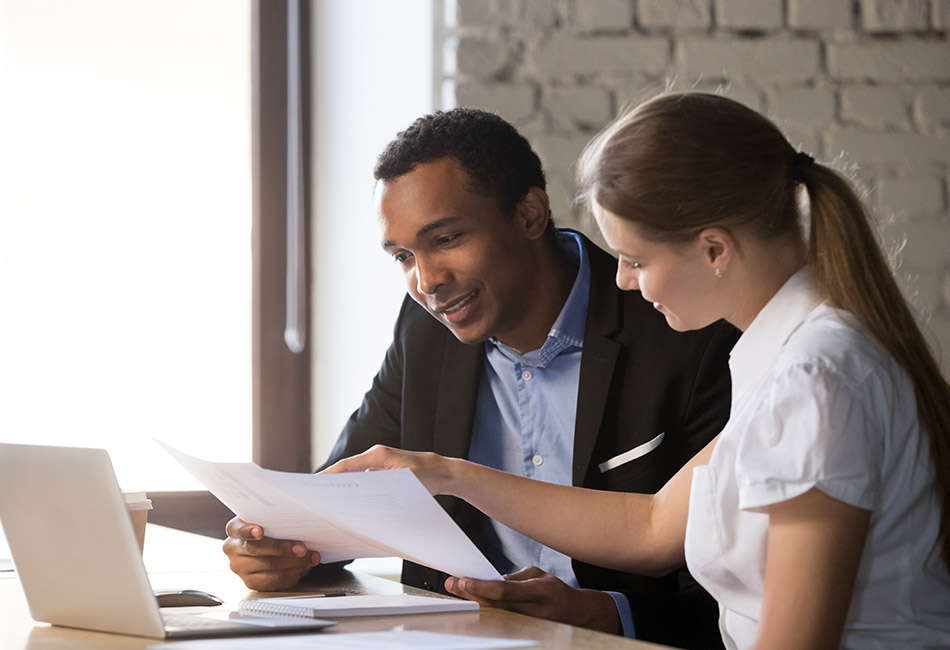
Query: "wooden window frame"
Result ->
[[149, 0, 312, 537]]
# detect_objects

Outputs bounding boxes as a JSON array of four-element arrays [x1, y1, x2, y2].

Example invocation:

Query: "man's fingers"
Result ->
[[446, 576, 543, 604], [223, 529, 310, 559], [222, 517, 320, 593], [448, 570, 621, 633], [238, 565, 313, 592], [240, 537, 310, 558], [223, 533, 319, 569], [225, 517, 265, 541], [225, 516, 248, 538], [232, 553, 315, 574], [227, 548, 320, 592], [504, 566, 546, 581]]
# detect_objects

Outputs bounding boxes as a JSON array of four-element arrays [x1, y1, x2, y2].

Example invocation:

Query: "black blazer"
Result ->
[[319, 232, 737, 649]]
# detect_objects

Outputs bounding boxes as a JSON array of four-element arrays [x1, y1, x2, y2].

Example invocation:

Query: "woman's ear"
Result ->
[[517, 187, 552, 239], [698, 227, 735, 273]]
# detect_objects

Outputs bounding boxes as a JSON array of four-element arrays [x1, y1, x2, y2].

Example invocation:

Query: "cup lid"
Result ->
[[122, 491, 153, 509]]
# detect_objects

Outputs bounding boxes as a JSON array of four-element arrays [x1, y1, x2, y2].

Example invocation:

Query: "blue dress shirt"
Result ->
[[468, 231, 636, 637]]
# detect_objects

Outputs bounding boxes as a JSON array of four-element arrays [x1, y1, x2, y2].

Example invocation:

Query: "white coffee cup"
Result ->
[[122, 491, 152, 554]]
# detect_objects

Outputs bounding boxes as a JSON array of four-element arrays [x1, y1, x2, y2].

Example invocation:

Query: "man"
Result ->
[[224, 108, 737, 648]]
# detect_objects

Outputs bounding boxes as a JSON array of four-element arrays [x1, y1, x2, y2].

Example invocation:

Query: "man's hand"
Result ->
[[222, 517, 320, 591], [445, 566, 622, 635]]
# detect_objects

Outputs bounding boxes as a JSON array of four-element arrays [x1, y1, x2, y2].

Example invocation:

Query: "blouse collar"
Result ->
[[728, 266, 824, 403]]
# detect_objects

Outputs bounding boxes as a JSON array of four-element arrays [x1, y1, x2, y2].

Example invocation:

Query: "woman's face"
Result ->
[[593, 202, 722, 332]]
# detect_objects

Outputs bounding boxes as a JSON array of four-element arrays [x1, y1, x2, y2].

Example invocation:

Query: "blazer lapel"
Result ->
[[433, 339, 483, 459], [572, 234, 622, 485]]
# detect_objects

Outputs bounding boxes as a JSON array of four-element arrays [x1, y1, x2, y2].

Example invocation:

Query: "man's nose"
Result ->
[[415, 257, 448, 296]]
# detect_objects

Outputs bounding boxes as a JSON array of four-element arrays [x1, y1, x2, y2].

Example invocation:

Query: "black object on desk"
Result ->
[[154, 589, 223, 607]]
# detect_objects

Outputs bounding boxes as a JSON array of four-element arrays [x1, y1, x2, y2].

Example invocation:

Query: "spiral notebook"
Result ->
[[240, 593, 478, 619]]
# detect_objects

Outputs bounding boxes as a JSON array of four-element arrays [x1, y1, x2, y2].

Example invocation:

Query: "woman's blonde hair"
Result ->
[[578, 91, 950, 569]]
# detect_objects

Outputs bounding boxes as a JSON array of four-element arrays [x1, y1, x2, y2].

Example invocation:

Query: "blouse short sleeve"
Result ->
[[735, 358, 882, 513]]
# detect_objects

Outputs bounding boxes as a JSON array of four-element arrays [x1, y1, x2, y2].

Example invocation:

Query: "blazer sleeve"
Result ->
[[629, 323, 736, 650], [305, 296, 464, 592], [677, 321, 740, 462]]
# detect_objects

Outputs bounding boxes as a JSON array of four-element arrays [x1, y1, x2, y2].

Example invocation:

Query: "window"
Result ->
[[311, 0, 434, 463], [0, 0, 435, 541], [0, 0, 253, 496]]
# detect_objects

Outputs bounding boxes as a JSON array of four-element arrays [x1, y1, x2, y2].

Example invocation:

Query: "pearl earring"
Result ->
[[715, 268, 723, 279]]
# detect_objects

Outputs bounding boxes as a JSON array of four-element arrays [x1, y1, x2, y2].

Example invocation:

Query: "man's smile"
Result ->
[[431, 290, 479, 324]]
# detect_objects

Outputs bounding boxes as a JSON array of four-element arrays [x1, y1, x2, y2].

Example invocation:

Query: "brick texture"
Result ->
[[639, 0, 711, 29], [535, 34, 670, 77], [860, 0, 929, 31], [716, 0, 784, 30], [442, 0, 950, 377], [788, 0, 854, 30], [840, 86, 910, 129], [828, 42, 950, 82], [572, 0, 634, 30], [677, 39, 820, 81], [937, 0, 950, 28]]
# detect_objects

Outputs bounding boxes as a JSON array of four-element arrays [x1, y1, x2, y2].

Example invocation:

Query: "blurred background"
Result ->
[[0, 0, 947, 534]]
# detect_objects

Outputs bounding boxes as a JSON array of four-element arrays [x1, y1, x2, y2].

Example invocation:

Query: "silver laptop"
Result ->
[[0, 443, 334, 639]]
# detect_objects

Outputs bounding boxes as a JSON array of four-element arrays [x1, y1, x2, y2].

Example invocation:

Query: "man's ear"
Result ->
[[516, 187, 551, 240]]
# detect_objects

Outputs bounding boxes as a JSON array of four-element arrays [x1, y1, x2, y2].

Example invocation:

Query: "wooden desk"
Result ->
[[0, 525, 669, 649]]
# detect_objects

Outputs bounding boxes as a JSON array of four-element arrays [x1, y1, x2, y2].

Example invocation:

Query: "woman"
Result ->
[[326, 93, 950, 649]]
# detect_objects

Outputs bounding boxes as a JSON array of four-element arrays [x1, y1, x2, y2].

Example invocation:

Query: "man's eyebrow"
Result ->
[[381, 217, 463, 250], [416, 217, 462, 238]]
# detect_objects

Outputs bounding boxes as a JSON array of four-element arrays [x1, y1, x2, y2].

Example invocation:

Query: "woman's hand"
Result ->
[[320, 444, 460, 496]]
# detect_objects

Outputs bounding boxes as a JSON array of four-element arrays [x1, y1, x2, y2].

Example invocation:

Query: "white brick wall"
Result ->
[[788, 0, 853, 30], [840, 86, 910, 129], [638, 0, 710, 29], [828, 42, 950, 81], [440, 0, 950, 376], [715, 0, 783, 30], [571, 0, 633, 29], [860, 0, 929, 31]]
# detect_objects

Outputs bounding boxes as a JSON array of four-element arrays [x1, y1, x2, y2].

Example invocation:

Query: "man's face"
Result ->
[[377, 157, 539, 347]]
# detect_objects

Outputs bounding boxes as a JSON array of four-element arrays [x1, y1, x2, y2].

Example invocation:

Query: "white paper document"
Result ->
[[157, 441, 502, 581], [151, 630, 538, 649]]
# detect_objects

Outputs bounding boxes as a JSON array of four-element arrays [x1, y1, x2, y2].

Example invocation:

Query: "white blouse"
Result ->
[[684, 268, 950, 649]]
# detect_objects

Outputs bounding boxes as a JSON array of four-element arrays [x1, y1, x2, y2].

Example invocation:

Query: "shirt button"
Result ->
[[532, 454, 543, 466], [522, 370, 533, 381]]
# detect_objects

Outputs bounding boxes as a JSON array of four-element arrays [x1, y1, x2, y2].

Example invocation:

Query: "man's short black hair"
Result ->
[[374, 108, 547, 214]]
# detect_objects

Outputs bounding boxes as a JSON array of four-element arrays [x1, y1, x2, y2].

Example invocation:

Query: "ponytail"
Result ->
[[803, 163, 950, 569], [579, 91, 950, 570]]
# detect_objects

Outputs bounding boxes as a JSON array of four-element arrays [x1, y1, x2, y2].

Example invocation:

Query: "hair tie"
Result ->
[[790, 151, 814, 180]]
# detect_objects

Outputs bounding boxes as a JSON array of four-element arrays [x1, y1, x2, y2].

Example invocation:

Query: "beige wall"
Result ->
[[440, 0, 950, 377]]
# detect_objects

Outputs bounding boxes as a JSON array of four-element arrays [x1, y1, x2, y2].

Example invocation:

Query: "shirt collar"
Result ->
[[728, 266, 823, 402], [490, 231, 590, 367]]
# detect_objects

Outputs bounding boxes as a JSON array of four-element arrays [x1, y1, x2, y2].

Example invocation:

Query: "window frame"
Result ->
[[149, 0, 312, 537]]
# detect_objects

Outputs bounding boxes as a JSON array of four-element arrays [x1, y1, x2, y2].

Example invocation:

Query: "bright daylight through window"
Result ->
[[0, 0, 252, 492]]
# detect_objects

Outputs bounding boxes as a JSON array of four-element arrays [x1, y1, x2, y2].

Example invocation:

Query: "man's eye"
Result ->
[[393, 252, 412, 264], [436, 234, 457, 246]]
